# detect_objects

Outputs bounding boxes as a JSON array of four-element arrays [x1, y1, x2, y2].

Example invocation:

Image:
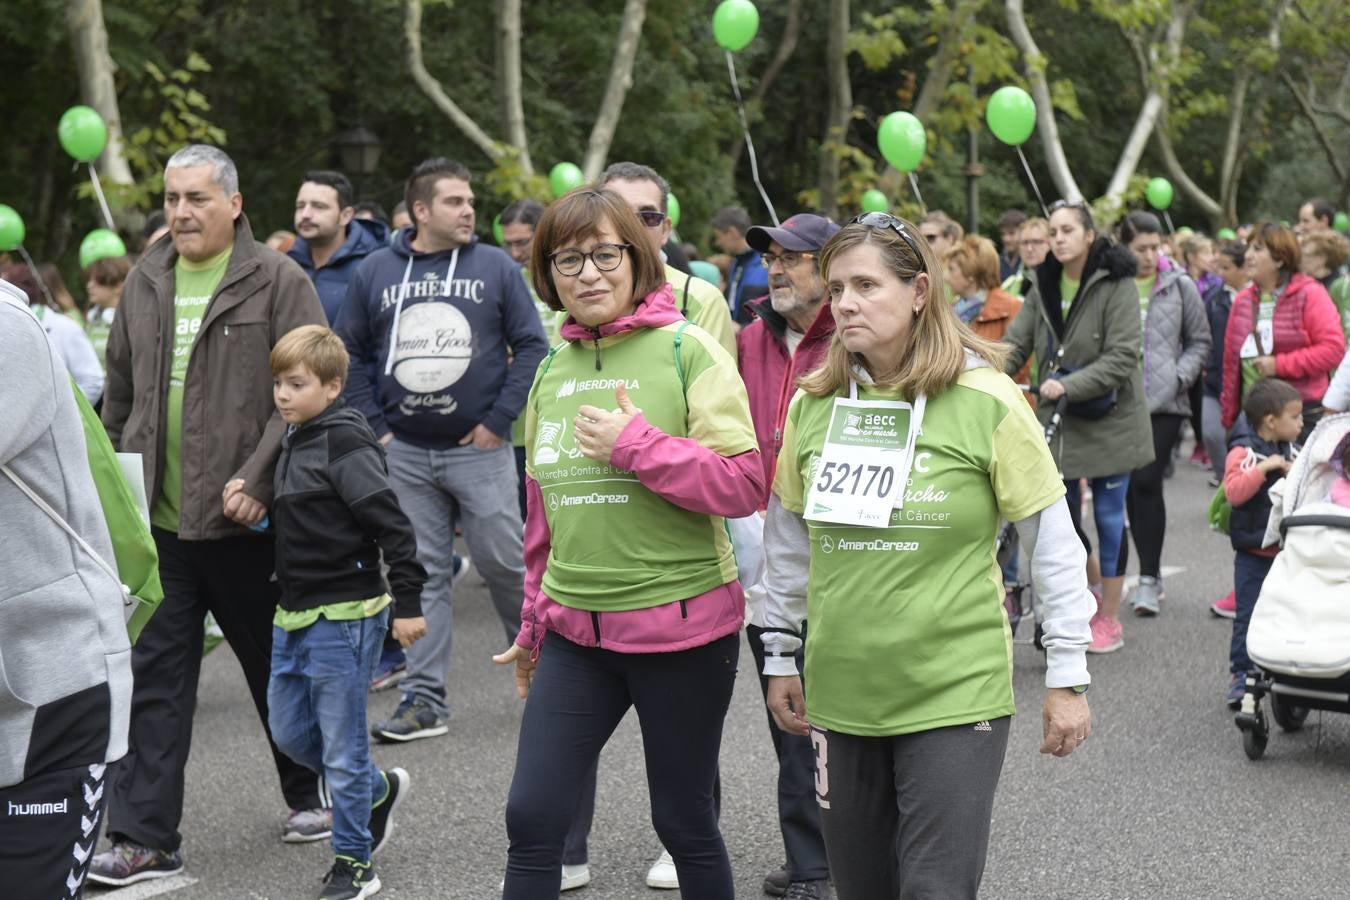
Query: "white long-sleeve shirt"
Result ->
[[33, 305, 104, 406]]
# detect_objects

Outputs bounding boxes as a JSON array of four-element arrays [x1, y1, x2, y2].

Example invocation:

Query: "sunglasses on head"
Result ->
[[848, 212, 926, 266]]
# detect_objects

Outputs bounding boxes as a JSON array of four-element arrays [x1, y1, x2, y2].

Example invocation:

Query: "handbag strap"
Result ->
[[2, 464, 131, 605], [1250, 293, 1267, 357]]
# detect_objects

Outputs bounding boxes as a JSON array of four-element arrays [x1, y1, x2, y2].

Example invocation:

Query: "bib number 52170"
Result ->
[[815, 461, 895, 499]]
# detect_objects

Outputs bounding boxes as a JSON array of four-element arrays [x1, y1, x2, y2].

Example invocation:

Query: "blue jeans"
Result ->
[[1064, 475, 1130, 578], [269, 610, 389, 860], [1231, 551, 1275, 675]]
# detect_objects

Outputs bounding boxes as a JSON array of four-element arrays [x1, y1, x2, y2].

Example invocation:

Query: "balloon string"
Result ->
[[907, 172, 928, 217], [1163, 210, 1176, 234], [1016, 147, 1048, 218], [725, 51, 778, 227], [88, 163, 115, 230], [16, 244, 57, 309]]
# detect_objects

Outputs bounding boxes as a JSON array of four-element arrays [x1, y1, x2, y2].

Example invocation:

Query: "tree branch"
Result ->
[[1005, 0, 1083, 201], [582, 0, 648, 182], [65, 0, 135, 189], [496, 0, 533, 174], [817, 0, 852, 218], [1281, 70, 1348, 183], [405, 0, 503, 163]]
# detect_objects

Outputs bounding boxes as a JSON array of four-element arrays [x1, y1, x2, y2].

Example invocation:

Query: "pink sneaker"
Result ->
[[1087, 614, 1123, 653], [1210, 591, 1236, 619]]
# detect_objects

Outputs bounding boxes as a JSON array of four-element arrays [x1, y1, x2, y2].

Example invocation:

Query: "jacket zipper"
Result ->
[[679, 599, 688, 619], [590, 328, 603, 371]]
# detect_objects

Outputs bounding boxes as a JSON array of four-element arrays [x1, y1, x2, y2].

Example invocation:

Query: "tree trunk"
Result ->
[[1005, 0, 1084, 202], [582, 0, 649, 182], [817, 0, 851, 219], [406, 0, 504, 164], [64, 0, 134, 189], [496, 0, 533, 174], [729, 0, 801, 168]]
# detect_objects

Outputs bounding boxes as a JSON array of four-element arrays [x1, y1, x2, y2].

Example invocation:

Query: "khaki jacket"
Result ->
[[102, 214, 325, 540]]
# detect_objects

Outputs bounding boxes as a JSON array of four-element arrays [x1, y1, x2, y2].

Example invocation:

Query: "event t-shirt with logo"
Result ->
[[525, 321, 756, 612], [151, 246, 231, 531], [773, 364, 1065, 737]]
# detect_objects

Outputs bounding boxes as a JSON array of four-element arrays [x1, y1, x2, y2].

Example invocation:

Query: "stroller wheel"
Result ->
[[1236, 708, 1269, 761], [1269, 693, 1309, 732]]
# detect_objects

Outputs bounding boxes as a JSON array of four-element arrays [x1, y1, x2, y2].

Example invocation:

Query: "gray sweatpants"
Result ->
[[1201, 394, 1228, 482], [812, 717, 1010, 900], [386, 440, 524, 718]]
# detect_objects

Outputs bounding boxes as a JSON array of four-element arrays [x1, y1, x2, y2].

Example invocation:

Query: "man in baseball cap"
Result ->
[[735, 211, 839, 898]]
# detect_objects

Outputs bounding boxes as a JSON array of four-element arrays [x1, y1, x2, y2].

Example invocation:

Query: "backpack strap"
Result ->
[[682, 272, 693, 316], [673, 320, 691, 388]]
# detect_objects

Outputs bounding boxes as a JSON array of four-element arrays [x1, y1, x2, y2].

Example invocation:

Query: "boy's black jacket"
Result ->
[[272, 399, 426, 618]]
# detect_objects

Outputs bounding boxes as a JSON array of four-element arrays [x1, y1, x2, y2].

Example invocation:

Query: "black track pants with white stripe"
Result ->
[[0, 761, 109, 899]]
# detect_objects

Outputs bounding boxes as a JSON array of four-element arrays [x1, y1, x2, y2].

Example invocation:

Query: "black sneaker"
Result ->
[[320, 856, 381, 900], [86, 842, 184, 886], [763, 866, 790, 896], [368, 767, 409, 855], [784, 879, 833, 899], [371, 696, 447, 743]]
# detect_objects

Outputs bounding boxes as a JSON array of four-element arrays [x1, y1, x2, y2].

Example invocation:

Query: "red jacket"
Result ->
[[736, 299, 835, 503], [1221, 273, 1345, 427]]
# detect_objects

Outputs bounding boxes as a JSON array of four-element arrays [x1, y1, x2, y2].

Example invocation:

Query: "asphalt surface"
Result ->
[[88, 448, 1350, 899]]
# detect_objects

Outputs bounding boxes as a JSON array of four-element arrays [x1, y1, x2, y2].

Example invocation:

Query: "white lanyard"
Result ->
[[384, 247, 460, 376]]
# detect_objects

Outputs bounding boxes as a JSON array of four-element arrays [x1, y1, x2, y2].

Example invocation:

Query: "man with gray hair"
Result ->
[[89, 145, 328, 886]]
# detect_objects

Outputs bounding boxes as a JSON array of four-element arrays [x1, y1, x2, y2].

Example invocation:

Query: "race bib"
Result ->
[[1240, 303, 1275, 360], [804, 391, 925, 528]]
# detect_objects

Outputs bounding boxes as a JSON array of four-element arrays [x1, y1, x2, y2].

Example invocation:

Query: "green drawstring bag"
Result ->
[[1207, 483, 1232, 535], [71, 385, 163, 643]]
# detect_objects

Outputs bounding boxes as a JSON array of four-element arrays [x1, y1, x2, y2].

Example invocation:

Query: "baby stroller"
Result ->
[[1235, 412, 1350, 760], [1004, 394, 1069, 652]]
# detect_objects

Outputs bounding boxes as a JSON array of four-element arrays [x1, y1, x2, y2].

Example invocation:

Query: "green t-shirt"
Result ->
[[85, 307, 115, 370], [1135, 276, 1156, 360], [1060, 273, 1080, 319], [1330, 274, 1350, 339], [151, 246, 232, 531], [1239, 292, 1277, 397], [273, 593, 392, 632], [525, 320, 757, 612], [773, 366, 1065, 737]]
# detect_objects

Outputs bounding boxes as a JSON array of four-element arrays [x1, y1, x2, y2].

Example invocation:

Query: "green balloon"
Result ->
[[549, 162, 584, 199], [1216, 228, 1237, 241], [985, 86, 1036, 146], [0, 204, 24, 252], [1335, 211, 1349, 233], [666, 192, 681, 229], [1145, 177, 1174, 211], [493, 213, 504, 245], [860, 189, 889, 214], [877, 111, 927, 172], [79, 228, 126, 269], [713, 0, 759, 52], [58, 105, 108, 163]]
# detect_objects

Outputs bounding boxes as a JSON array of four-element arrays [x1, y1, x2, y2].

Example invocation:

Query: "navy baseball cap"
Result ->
[[746, 214, 840, 253]]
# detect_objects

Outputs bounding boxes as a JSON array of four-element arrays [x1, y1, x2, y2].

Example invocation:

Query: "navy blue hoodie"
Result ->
[[288, 217, 389, 324], [335, 228, 547, 448]]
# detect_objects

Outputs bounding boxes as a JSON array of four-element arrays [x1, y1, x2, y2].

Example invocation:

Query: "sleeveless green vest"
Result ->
[[526, 322, 739, 611]]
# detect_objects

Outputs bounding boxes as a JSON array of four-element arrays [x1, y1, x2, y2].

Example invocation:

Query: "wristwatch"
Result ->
[[1069, 683, 1089, 695]]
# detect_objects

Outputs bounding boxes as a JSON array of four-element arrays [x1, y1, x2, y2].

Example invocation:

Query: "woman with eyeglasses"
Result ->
[[493, 187, 762, 900], [759, 212, 1093, 900], [1003, 200, 1154, 654], [1117, 211, 1211, 615], [1000, 216, 1050, 297], [1220, 222, 1345, 443]]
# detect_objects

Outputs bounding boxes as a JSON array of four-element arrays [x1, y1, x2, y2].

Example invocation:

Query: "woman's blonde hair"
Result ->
[[800, 217, 1006, 399]]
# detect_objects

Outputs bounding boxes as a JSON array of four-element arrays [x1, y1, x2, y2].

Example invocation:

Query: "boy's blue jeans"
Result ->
[[269, 610, 389, 860], [1231, 551, 1275, 675]]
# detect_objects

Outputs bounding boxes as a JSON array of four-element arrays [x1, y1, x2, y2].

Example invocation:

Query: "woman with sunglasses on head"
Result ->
[[759, 212, 1094, 900], [493, 187, 762, 900], [1117, 211, 1210, 615], [1220, 222, 1345, 444], [1003, 200, 1154, 654]]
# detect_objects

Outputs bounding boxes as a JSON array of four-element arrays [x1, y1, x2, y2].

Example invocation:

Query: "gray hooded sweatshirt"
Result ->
[[0, 282, 131, 788]]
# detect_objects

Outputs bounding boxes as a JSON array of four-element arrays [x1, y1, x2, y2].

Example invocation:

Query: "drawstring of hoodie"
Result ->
[[384, 247, 460, 376], [590, 327, 602, 371]]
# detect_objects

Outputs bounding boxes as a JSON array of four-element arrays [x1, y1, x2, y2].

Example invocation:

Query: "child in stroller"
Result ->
[[1234, 408, 1350, 760]]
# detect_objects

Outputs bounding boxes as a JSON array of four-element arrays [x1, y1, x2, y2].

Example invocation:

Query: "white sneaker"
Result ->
[[646, 849, 679, 889], [561, 863, 591, 891]]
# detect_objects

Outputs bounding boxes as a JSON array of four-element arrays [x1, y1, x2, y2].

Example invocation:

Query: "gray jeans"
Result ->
[[1201, 394, 1228, 481], [386, 440, 524, 718]]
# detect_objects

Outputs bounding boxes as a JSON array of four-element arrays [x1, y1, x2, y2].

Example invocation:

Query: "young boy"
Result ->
[[238, 324, 428, 899], [1221, 377, 1302, 709]]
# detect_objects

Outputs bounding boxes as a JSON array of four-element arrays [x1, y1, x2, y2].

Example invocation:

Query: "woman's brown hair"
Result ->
[[1250, 222, 1301, 276], [529, 187, 666, 313], [943, 235, 1001, 291], [799, 217, 1005, 399]]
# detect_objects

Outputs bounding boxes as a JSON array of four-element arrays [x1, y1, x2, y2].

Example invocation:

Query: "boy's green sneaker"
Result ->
[[320, 856, 381, 899]]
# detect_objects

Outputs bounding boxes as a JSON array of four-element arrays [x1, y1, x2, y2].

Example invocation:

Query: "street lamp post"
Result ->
[[333, 126, 382, 197]]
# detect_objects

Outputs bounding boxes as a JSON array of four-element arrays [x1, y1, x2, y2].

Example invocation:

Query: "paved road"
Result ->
[[88, 452, 1350, 899]]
